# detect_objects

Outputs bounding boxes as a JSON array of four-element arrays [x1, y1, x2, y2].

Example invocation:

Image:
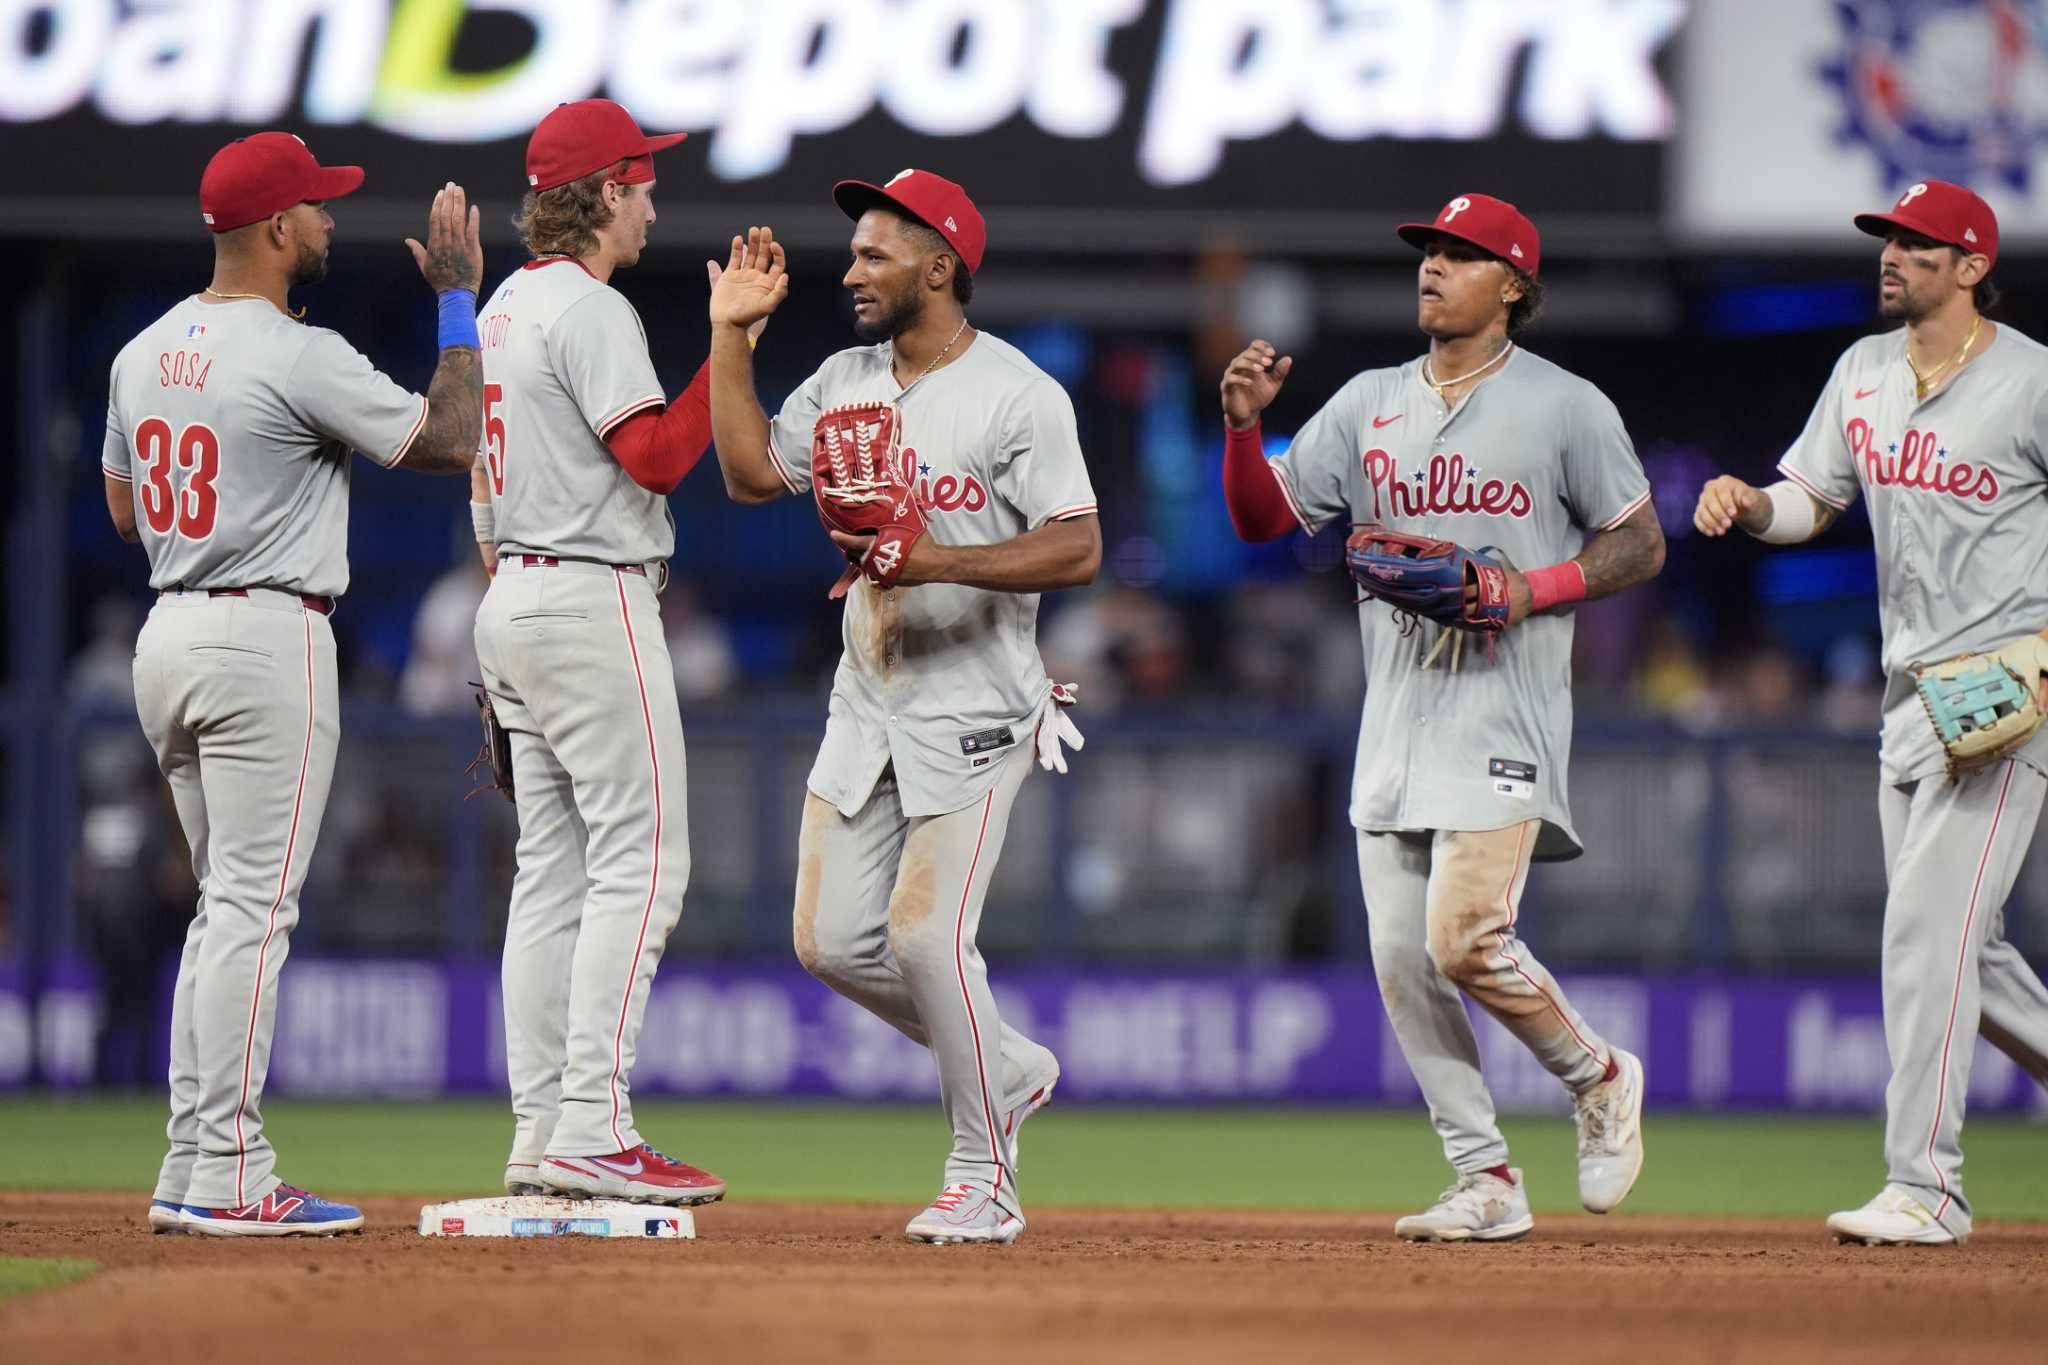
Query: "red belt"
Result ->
[[515, 555, 645, 576], [162, 588, 333, 615]]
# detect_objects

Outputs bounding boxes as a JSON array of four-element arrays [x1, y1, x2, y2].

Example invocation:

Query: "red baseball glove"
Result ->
[[811, 401, 928, 599]]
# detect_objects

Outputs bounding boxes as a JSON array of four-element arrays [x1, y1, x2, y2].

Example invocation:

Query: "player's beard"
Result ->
[[854, 280, 924, 343], [290, 239, 328, 288], [1877, 268, 1934, 321]]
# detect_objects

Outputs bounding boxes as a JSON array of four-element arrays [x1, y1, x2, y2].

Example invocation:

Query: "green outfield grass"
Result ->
[[2, 1095, 2043, 1220], [0, 1257, 96, 1301]]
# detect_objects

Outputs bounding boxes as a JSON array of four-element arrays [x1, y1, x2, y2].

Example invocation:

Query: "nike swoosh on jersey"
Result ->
[[1372, 414, 1404, 428], [1854, 387, 1879, 400]]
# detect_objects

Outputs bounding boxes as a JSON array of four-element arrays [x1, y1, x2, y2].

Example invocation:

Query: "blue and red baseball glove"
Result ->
[[1344, 526, 1511, 634]]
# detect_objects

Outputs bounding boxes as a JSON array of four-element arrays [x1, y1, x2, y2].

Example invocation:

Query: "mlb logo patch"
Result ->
[[185, 324, 206, 339]]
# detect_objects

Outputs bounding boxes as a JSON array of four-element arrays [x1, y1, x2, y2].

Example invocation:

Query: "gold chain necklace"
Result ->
[[1422, 342, 1513, 401], [201, 287, 302, 320], [901, 319, 969, 388], [1905, 315, 1981, 400]]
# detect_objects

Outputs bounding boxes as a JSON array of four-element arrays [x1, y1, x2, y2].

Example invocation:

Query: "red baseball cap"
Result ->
[[833, 169, 986, 275], [1397, 193, 1541, 277], [199, 132, 363, 233], [525, 99, 686, 194], [1854, 179, 1998, 268]]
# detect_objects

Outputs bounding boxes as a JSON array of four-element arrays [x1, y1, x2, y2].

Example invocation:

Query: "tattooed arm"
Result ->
[[402, 346, 484, 473], [1495, 501, 1666, 625], [1572, 500, 1666, 599], [400, 182, 486, 474]]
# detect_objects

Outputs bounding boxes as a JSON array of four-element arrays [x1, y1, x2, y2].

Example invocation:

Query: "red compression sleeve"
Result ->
[[605, 358, 713, 495], [1221, 420, 1300, 543]]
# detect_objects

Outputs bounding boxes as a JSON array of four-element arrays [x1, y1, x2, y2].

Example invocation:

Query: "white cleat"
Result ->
[[1575, 1048, 1645, 1213], [1394, 1168, 1534, 1243], [905, 1183, 1024, 1246], [503, 1163, 546, 1197], [1827, 1189, 1960, 1246]]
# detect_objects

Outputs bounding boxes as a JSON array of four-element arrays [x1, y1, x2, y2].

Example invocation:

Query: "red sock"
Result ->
[[1481, 1164, 1514, 1185]]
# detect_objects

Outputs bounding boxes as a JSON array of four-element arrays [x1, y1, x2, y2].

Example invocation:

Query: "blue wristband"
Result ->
[[437, 288, 479, 350]]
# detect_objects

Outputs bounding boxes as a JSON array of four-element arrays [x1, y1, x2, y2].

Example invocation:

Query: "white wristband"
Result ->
[[1753, 480, 1817, 544], [470, 498, 496, 545]]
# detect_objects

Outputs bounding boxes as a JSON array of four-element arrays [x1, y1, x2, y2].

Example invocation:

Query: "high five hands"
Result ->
[[709, 226, 789, 335], [407, 182, 484, 296]]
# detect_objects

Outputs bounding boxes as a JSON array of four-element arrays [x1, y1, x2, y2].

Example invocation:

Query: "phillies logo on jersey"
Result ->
[[896, 446, 990, 515], [1362, 449, 1533, 520], [1846, 417, 1998, 504]]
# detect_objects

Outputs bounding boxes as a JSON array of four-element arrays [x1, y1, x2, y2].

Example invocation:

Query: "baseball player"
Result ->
[[104, 133, 484, 1235], [1695, 180, 2048, 1246], [1218, 194, 1660, 1242], [470, 99, 732, 1206], [705, 171, 1096, 1244]]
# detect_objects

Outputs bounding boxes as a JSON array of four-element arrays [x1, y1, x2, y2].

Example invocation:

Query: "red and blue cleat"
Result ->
[[179, 1183, 364, 1237]]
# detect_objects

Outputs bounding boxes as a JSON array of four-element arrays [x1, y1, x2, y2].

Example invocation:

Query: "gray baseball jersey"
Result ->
[[1271, 347, 1651, 859], [1778, 324, 2048, 784], [102, 296, 429, 597], [477, 257, 672, 563], [766, 331, 1098, 819]]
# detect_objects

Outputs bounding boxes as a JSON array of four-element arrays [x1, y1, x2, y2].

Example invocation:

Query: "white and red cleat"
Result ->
[[905, 1183, 1024, 1245], [539, 1145, 726, 1206]]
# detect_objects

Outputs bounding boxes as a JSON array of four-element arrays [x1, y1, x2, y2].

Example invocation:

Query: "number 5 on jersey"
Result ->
[[133, 417, 220, 540], [483, 382, 507, 496]]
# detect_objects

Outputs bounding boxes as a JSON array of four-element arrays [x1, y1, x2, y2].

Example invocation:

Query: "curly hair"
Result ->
[[514, 159, 634, 259], [1507, 268, 1544, 334]]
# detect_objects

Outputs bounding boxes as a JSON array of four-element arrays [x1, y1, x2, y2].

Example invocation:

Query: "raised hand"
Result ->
[[1221, 339, 1293, 430], [1694, 475, 1766, 538], [706, 256, 771, 345], [407, 182, 484, 295], [708, 225, 790, 330]]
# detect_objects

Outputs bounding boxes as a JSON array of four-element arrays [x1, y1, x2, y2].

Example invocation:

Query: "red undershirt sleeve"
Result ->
[[605, 357, 713, 495], [1221, 420, 1300, 543]]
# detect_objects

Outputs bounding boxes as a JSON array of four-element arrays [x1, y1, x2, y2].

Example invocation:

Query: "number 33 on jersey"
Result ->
[[104, 298, 433, 598]]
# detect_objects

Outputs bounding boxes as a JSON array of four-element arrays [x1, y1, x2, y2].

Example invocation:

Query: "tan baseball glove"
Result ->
[[1912, 634, 2048, 780]]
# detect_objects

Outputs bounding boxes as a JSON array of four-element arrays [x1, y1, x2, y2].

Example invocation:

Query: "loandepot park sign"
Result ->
[[4, 0, 1683, 184]]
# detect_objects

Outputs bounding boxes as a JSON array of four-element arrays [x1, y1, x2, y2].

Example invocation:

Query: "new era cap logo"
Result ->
[[1510, 243, 1524, 258], [1900, 182, 1929, 207], [944, 216, 957, 231], [201, 212, 215, 224], [1964, 228, 1978, 242], [528, 174, 538, 186]]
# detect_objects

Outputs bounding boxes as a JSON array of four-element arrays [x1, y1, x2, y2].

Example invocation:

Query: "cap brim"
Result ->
[[640, 131, 688, 155], [1852, 210, 1965, 249], [309, 165, 365, 202], [833, 179, 897, 223], [1397, 221, 1500, 258]]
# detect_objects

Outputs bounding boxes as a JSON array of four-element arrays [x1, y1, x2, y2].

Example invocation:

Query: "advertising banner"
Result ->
[[5, 957, 2044, 1115], [1, 1, 1681, 242], [1676, 0, 2048, 244]]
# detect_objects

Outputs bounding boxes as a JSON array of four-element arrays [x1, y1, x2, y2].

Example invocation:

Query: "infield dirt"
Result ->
[[3, 1191, 2043, 1363]]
